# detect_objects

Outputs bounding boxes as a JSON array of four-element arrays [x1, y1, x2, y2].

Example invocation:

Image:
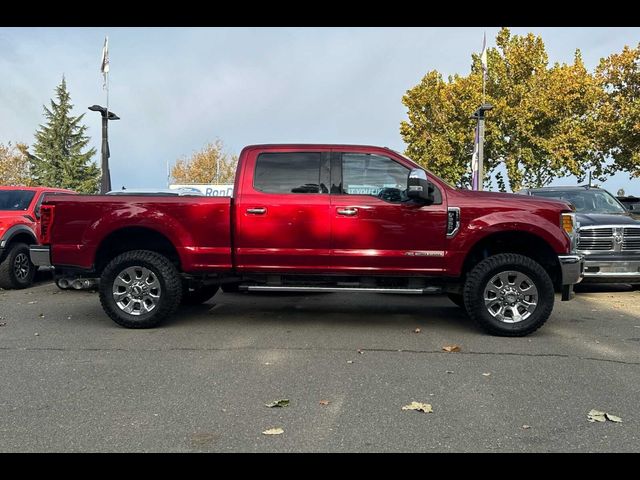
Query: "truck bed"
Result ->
[[45, 195, 233, 272]]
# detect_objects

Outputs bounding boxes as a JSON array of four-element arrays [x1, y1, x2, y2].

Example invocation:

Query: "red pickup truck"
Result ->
[[0, 186, 75, 289], [30, 144, 583, 336]]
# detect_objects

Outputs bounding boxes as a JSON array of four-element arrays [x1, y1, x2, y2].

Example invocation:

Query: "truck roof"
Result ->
[[242, 143, 398, 152]]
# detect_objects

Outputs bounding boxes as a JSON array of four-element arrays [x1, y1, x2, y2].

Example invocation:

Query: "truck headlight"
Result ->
[[561, 212, 577, 249]]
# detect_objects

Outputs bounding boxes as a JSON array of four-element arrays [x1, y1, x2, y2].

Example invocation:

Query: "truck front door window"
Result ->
[[341, 153, 409, 203]]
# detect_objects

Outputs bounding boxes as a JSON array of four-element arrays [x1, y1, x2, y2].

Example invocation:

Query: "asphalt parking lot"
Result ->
[[0, 274, 639, 452]]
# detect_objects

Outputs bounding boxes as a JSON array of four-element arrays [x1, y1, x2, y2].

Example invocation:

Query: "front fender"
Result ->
[[446, 210, 570, 276], [0, 224, 37, 248]]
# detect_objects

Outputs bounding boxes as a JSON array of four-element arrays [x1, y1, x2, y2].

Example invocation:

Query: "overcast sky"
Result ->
[[1, 27, 639, 194]]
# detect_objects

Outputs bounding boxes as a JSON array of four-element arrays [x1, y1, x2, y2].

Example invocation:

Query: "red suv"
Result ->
[[0, 186, 75, 289]]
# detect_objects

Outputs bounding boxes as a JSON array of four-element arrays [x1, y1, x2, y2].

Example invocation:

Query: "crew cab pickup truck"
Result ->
[[30, 144, 583, 336], [0, 186, 75, 289]]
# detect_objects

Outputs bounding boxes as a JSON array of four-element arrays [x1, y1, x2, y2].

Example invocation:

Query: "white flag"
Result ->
[[100, 36, 109, 89], [480, 32, 487, 74]]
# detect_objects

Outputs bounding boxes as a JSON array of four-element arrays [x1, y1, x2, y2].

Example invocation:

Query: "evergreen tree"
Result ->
[[31, 77, 100, 193]]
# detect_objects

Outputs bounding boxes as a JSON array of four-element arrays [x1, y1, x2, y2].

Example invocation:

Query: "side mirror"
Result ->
[[407, 169, 435, 205]]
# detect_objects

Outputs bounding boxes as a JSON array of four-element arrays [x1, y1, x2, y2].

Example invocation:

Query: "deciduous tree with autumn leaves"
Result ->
[[170, 139, 238, 185], [401, 28, 640, 191]]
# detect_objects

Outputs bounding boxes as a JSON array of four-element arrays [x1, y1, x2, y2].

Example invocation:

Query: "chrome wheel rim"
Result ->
[[14, 253, 30, 281], [112, 266, 161, 316], [483, 271, 538, 324]]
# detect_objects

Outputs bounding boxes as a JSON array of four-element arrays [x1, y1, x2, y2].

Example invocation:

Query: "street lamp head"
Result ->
[[480, 103, 494, 112], [88, 104, 106, 114], [88, 105, 119, 120]]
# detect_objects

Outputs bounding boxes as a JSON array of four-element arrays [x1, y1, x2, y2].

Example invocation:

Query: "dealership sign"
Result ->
[[169, 184, 234, 197]]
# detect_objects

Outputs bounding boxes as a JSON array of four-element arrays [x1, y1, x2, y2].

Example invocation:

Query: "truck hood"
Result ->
[[452, 189, 571, 210], [576, 212, 640, 228], [0, 212, 32, 235]]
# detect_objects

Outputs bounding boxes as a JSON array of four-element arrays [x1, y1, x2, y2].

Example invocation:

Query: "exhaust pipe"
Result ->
[[56, 277, 98, 290]]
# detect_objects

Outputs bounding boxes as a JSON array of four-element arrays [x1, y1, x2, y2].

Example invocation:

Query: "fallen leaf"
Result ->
[[414, 328, 421, 334], [482, 372, 491, 377], [442, 344, 461, 352], [522, 425, 531, 430], [605, 413, 622, 423], [265, 399, 289, 408], [402, 401, 433, 413], [262, 428, 284, 435], [587, 409, 607, 422], [319, 400, 330, 406]]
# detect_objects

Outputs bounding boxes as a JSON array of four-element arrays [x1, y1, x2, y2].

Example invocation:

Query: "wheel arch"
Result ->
[[94, 226, 181, 275], [461, 230, 562, 288]]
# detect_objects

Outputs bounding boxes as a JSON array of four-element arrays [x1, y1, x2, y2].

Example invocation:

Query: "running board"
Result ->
[[244, 286, 441, 294]]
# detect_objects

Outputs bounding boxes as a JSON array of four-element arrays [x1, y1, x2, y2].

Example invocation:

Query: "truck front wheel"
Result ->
[[0, 242, 36, 290], [99, 250, 182, 328], [463, 253, 554, 337]]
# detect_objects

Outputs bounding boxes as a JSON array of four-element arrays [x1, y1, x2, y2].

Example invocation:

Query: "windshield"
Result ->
[[0, 190, 36, 211], [532, 189, 627, 214]]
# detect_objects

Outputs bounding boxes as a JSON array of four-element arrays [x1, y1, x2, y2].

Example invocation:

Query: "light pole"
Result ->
[[470, 103, 493, 191], [88, 104, 120, 194]]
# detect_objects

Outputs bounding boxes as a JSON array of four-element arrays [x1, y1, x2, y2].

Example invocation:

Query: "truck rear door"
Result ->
[[234, 148, 331, 272]]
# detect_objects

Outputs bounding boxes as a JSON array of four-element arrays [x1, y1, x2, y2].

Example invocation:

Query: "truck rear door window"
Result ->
[[254, 152, 325, 194]]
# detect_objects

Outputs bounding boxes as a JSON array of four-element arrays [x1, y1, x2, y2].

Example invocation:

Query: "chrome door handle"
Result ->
[[337, 208, 358, 216], [246, 207, 266, 215]]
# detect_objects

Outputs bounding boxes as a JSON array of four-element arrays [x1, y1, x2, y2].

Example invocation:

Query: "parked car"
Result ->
[[30, 144, 583, 336], [518, 186, 640, 288], [0, 186, 75, 289], [617, 195, 640, 219]]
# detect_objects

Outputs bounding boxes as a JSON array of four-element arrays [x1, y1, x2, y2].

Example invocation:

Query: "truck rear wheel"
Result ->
[[463, 253, 554, 337], [99, 250, 182, 328], [0, 242, 36, 290]]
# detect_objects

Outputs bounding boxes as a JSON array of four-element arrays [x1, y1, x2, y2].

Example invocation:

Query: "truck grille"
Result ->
[[578, 226, 640, 252], [624, 227, 640, 251]]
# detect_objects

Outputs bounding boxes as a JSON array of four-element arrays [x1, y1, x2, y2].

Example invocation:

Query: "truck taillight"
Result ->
[[40, 205, 55, 244]]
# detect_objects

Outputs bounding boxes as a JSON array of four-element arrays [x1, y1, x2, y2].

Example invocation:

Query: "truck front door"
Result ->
[[235, 149, 332, 272], [329, 151, 448, 274]]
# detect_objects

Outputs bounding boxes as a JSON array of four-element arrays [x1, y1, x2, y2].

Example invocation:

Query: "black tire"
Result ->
[[0, 242, 36, 290], [182, 284, 219, 305], [99, 250, 182, 328], [447, 293, 466, 309], [632, 284, 640, 291], [463, 253, 554, 337], [221, 283, 240, 293]]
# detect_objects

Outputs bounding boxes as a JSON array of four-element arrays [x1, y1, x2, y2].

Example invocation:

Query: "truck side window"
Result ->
[[340, 153, 409, 203], [254, 152, 326, 194]]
